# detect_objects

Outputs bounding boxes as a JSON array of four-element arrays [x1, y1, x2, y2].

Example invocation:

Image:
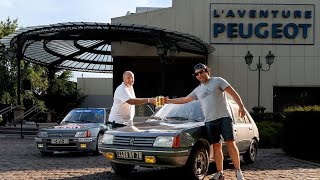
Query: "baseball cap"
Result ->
[[194, 63, 207, 71]]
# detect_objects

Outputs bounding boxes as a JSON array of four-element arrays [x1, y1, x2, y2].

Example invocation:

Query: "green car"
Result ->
[[35, 108, 110, 156], [99, 100, 259, 179]]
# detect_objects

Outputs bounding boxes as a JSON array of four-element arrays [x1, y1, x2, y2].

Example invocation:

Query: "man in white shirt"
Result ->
[[108, 71, 154, 128]]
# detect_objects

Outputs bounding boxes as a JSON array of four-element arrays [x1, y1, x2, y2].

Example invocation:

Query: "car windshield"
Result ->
[[61, 109, 104, 124], [153, 101, 205, 122]]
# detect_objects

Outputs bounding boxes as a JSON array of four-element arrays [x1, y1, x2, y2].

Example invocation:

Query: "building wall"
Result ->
[[112, 0, 320, 112], [77, 78, 113, 108]]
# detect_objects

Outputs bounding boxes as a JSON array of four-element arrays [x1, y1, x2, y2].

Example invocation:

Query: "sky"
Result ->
[[0, 0, 172, 81]]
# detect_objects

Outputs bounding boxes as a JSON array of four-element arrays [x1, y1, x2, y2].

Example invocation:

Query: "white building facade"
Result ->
[[77, 78, 113, 108], [112, 0, 320, 112]]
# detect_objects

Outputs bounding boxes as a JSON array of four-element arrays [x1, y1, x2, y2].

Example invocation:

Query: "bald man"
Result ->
[[108, 71, 155, 128]]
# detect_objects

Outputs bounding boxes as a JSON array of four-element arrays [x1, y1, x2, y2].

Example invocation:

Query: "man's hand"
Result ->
[[148, 97, 156, 105], [239, 105, 245, 118], [164, 96, 170, 104]]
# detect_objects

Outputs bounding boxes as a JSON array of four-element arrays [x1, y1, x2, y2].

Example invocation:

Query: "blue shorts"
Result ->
[[205, 117, 234, 144]]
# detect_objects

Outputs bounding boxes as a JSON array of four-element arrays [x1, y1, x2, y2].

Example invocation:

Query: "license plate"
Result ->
[[51, 139, 69, 144], [116, 151, 142, 160]]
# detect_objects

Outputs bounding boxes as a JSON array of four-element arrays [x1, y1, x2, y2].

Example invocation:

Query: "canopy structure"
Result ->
[[0, 22, 214, 73]]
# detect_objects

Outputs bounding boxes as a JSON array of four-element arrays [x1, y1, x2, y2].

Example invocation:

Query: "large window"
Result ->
[[273, 87, 320, 112]]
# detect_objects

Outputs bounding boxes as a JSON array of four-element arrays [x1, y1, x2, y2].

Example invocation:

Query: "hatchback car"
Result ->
[[99, 100, 259, 179], [35, 108, 110, 156]]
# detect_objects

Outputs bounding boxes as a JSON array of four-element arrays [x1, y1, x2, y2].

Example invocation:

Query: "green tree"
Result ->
[[0, 17, 18, 105], [44, 70, 86, 121], [22, 61, 48, 111]]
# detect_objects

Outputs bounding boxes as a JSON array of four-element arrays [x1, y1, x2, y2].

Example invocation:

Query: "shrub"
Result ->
[[283, 105, 320, 112], [256, 121, 283, 148], [250, 112, 285, 123], [281, 111, 320, 161]]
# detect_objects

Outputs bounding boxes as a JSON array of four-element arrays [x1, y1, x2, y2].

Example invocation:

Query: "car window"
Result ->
[[154, 101, 205, 121], [230, 103, 247, 124], [243, 114, 250, 123], [62, 109, 104, 123]]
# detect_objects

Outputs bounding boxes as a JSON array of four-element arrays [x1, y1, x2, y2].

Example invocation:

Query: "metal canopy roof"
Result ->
[[0, 22, 214, 73]]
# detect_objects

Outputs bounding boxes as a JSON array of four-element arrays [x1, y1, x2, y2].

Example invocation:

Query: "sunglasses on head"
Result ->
[[193, 69, 208, 77]]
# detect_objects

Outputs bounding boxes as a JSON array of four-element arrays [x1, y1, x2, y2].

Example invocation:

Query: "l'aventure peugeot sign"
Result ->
[[210, 3, 314, 45]]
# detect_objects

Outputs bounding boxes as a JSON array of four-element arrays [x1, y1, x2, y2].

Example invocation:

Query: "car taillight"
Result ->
[[172, 135, 180, 148]]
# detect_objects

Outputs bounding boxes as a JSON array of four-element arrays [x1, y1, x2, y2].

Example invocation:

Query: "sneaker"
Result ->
[[209, 172, 225, 180], [235, 169, 245, 180]]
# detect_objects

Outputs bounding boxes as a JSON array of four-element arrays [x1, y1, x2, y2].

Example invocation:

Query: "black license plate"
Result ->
[[116, 151, 142, 160]]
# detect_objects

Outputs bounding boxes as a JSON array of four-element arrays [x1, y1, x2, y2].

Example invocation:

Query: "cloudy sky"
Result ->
[[0, 0, 172, 81]]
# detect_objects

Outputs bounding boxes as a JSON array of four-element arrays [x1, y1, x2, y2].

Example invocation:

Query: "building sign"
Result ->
[[210, 3, 315, 45]]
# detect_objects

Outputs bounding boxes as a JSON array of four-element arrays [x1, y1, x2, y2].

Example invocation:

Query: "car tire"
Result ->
[[243, 139, 258, 164], [40, 151, 53, 156], [111, 162, 135, 176], [185, 147, 209, 180], [92, 133, 103, 156]]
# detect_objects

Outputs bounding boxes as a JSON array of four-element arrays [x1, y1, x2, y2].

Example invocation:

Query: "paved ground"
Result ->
[[0, 137, 319, 180]]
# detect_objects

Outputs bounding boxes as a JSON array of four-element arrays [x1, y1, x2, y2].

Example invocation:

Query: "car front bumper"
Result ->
[[99, 144, 191, 168], [35, 137, 97, 153]]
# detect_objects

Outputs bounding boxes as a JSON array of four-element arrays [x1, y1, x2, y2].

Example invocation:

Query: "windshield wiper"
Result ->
[[165, 116, 188, 120], [63, 120, 75, 123], [79, 120, 92, 123], [165, 117, 202, 122], [150, 116, 164, 120]]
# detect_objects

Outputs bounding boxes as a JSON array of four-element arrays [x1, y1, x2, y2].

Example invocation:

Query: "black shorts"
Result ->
[[205, 117, 234, 144]]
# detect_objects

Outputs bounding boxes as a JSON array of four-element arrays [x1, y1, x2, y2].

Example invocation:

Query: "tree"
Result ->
[[0, 17, 18, 105], [44, 70, 86, 121]]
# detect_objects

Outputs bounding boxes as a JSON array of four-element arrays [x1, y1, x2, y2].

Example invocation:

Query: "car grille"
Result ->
[[46, 143, 78, 151], [48, 132, 76, 138], [113, 136, 155, 147]]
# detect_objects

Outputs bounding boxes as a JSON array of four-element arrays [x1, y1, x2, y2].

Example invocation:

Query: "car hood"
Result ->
[[111, 118, 204, 134], [41, 123, 101, 131]]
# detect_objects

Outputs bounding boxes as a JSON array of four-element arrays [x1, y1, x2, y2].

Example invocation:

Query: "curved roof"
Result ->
[[0, 22, 214, 73]]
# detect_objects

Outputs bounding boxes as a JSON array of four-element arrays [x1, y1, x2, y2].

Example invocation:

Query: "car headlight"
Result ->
[[38, 131, 48, 138], [75, 131, 91, 137], [153, 136, 180, 148], [102, 134, 114, 144]]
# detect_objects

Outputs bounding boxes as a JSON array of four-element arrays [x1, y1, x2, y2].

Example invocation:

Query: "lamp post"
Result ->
[[244, 51, 275, 113]]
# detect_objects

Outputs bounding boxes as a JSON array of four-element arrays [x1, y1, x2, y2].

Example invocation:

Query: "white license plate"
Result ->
[[116, 151, 142, 160], [51, 139, 69, 144]]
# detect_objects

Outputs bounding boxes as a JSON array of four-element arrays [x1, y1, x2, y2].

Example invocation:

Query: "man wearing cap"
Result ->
[[165, 63, 246, 180]]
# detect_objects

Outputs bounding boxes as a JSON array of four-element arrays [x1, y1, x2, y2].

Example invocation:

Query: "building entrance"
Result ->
[[112, 57, 205, 98]]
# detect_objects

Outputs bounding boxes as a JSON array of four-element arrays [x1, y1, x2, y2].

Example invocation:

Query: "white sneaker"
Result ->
[[210, 172, 224, 180], [235, 170, 245, 180]]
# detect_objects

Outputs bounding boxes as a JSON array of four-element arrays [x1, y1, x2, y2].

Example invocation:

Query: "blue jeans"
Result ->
[[205, 117, 234, 144]]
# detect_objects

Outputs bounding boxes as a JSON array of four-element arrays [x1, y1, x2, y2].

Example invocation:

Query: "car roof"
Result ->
[[71, 108, 108, 111]]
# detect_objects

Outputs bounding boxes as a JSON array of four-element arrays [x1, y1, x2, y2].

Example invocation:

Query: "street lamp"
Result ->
[[244, 51, 275, 113]]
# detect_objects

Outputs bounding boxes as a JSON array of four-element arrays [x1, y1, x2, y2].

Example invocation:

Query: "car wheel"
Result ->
[[111, 162, 135, 176], [92, 133, 103, 156], [185, 147, 209, 180], [243, 139, 258, 164], [40, 151, 53, 156]]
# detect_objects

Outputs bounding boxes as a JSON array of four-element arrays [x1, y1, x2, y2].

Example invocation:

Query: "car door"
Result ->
[[229, 103, 254, 152]]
